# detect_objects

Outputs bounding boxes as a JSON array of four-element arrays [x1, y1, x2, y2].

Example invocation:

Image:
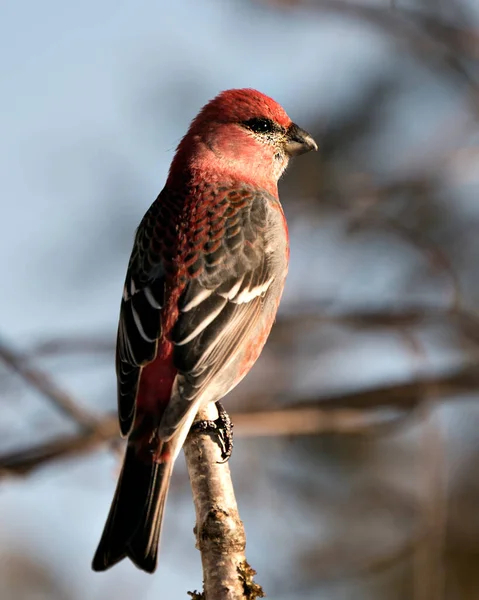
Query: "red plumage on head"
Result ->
[[192, 88, 292, 129], [168, 89, 293, 195]]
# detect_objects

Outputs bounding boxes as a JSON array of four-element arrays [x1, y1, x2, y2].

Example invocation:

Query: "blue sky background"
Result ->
[[1, 1, 478, 598], [0, 0, 395, 340]]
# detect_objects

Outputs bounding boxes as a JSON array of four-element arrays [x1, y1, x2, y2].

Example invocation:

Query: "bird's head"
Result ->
[[168, 88, 317, 196]]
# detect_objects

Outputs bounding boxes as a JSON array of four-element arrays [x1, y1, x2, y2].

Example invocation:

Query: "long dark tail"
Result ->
[[92, 444, 173, 573]]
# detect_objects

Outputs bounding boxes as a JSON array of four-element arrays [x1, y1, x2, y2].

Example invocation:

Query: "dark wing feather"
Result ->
[[160, 189, 276, 436], [117, 186, 279, 439], [116, 202, 165, 436]]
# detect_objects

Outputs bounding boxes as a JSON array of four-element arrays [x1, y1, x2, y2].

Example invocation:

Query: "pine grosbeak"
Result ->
[[92, 88, 317, 573]]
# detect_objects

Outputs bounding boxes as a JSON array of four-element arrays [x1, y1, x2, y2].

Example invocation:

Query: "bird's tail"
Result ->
[[92, 443, 173, 573]]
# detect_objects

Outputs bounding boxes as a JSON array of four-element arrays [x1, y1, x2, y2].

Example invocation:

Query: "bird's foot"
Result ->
[[190, 401, 234, 463]]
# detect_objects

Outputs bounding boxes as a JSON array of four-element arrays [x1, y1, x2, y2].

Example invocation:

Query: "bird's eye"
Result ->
[[243, 118, 276, 134]]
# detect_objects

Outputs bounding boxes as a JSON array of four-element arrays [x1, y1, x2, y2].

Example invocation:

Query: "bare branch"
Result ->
[[413, 402, 447, 600], [28, 337, 114, 358], [0, 338, 101, 432], [184, 402, 264, 600], [311, 366, 479, 410], [0, 407, 400, 478], [282, 0, 479, 88], [18, 304, 479, 361], [0, 415, 119, 476], [2, 363, 479, 477]]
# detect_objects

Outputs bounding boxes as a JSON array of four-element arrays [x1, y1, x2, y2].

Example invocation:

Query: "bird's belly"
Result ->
[[200, 280, 285, 407]]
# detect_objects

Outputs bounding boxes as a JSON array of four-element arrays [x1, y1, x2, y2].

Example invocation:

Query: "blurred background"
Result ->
[[1, 0, 479, 598]]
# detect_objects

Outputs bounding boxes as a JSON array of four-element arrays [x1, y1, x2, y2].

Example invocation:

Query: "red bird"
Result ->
[[92, 88, 317, 573]]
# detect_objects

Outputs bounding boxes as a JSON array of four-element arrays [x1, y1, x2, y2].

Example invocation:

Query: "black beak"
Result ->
[[284, 123, 318, 156]]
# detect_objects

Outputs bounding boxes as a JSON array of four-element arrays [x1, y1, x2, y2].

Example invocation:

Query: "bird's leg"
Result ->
[[190, 401, 234, 463], [213, 401, 234, 463]]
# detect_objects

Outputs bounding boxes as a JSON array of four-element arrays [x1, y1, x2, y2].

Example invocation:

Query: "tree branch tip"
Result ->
[[187, 591, 205, 600], [238, 560, 265, 599]]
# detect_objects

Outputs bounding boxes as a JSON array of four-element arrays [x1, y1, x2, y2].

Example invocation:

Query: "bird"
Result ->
[[92, 88, 317, 573]]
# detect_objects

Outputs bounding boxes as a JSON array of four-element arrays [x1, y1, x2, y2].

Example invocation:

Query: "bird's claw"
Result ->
[[190, 401, 234, 463]]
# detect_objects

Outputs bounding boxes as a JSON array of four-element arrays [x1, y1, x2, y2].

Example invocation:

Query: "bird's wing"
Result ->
[[160, 187, 281, 437], [116, 200, 166, 436], [116, 187, 283, 439]]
